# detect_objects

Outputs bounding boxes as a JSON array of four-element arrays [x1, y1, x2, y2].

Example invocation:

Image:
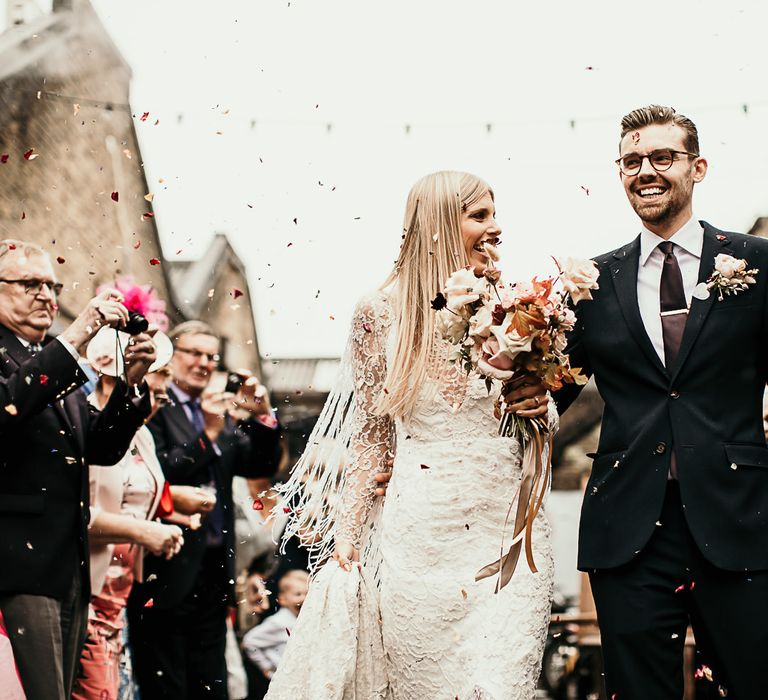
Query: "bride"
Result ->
[[268, 171, 555, 700]]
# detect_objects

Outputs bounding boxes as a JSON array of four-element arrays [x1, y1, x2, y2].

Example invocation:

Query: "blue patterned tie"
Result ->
[[186, 400, 225, 546]]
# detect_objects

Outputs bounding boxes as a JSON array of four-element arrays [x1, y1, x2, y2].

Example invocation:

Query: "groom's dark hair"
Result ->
[[619, 105, 700, 156]]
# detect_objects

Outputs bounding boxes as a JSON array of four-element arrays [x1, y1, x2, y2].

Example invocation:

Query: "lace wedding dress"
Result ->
[[268, 291, 554, 700]]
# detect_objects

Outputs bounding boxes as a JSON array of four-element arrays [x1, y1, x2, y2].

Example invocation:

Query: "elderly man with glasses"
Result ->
[[127, 320, 282, 700], [0, 239, 156, 700]]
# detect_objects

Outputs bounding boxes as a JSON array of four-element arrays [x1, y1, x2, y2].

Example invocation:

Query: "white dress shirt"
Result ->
[[637, 216, 704, 364]]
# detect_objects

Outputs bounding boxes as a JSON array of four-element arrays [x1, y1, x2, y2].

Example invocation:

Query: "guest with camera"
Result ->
[[127, 320, 282, 700], [0, 239, 157, 700]]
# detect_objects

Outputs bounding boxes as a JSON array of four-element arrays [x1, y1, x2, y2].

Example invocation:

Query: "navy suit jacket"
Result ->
[[0, 324, 150, 598], [556, 223, 768, 571], [135, 387, 282, 608]]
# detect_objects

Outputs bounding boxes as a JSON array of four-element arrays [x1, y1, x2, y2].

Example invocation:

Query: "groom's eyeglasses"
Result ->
[[615, 149, 699, 177]]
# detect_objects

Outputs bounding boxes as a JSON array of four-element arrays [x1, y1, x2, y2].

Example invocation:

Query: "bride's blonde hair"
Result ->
[[376, 170, 493, 419]]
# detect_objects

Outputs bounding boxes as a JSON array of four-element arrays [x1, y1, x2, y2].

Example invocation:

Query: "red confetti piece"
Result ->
[[420, 464, 430, 470], [144, 598, 154, 608], [198, 437, 206, 451], [631, 131, 640, 145], [39, 374, 49, 385], [149, 258, 161, 266], [716, 235, 727, 241], [142, 212, 154, 220], [7, 243, 15, 250], [690, 581, 696, 590], [133, 241, 141, 249], [111, 191, 119, 202], [674, 584, 685, 593], [232, 288, 243, 299], [362, 322, 373, 333], [580, 185, 590, 196], [252, 499, 264, 511], [140, 112, 150, 122], [20, 212, 25, 220], [282, 506, 291, 513], [56, 256, 65, 264], [23, 149, 35, 160], [0, 154, 8, 163]]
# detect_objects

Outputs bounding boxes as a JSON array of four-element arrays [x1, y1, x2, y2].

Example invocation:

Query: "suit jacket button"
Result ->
[[669, 389, 680, 399], [655, 442, 667, 454]]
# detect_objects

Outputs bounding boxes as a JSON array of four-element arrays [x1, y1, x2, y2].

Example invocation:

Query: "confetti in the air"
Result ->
[[111, 192, 119, 202], [253, 498, 264, 511], [149, 258, 161, 266], [56, 256, 65, 264], [23, 149, 37, 160], [140, 112, 150, 122], [232, 288, 243, 299], [0, 154, 8, 163]]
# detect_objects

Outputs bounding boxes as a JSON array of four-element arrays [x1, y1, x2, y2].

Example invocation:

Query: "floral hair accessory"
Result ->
[[96, 276, 169, 330]]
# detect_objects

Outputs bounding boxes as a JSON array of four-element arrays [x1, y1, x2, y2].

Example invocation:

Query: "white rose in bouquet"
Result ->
[[557, 257, 600, 303], [468, 304, 494, 339], [436, 308, 468, 343]]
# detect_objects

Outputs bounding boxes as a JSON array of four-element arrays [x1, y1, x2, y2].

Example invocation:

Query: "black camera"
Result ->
[[120, 311, 149, 335], [224, 372, 245, 394]]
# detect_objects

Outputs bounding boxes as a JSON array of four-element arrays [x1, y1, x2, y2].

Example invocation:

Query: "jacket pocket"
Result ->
[[723, 443, 768, 469], [588, 448, 627, 491], [0, 493, 45, 514]]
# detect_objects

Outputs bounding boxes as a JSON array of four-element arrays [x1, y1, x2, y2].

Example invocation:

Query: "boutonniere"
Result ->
[[700, 253, 758, 301]]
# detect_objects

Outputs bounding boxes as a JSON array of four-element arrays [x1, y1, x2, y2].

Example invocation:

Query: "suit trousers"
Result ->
[[0, 566, 88, 700], [589, 481, 768, 700], [128, 545, 229, 699]]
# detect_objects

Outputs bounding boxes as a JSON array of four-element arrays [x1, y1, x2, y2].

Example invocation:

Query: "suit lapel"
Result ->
[[0, 326, 84, 452], [668, 223, 731, 380], [609, 237, 668, 378]]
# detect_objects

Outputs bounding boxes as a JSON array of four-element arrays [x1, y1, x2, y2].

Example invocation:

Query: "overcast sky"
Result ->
[[83, 0, 768, 359]]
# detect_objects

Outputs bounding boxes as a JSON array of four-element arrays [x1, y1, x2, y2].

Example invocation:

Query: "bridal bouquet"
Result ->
[[432, 246, 598, 439], [432, 246, 599, 590]]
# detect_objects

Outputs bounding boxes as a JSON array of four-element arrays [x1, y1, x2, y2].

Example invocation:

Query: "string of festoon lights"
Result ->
[[14, 88, 768, 134]]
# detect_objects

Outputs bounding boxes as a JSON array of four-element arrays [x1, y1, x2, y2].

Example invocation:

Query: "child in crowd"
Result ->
[[242, 569, 309, 680]]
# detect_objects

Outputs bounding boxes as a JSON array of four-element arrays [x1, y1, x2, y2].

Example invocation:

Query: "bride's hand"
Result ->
[[332, 541, 359, 572]]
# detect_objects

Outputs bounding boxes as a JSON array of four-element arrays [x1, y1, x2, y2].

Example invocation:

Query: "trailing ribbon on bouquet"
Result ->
[[474, 420, 552, 592]]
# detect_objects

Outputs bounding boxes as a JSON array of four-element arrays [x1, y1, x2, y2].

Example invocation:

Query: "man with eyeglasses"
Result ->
[[127, 320, 282, 700], [0, 239, 157, 700], [551, 105, 768, 698]]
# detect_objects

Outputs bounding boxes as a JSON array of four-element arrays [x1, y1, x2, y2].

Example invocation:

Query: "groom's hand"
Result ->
[[504, 374, 549, 419], [374, 457, 394, 497]]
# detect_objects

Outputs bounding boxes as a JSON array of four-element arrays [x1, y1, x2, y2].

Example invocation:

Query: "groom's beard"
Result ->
[[627, 174, 693, 227]]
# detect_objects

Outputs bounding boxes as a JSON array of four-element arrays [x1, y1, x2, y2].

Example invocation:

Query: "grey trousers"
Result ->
[[0, 573, 88, 700]]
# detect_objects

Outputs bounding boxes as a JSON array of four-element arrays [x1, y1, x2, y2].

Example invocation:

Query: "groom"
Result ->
[[552, 105, 768, 699]]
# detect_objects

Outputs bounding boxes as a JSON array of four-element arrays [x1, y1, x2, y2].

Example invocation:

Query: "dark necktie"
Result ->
[[185, 399, 225, 546], [658, 241, 688, 368], [185, 399, 205, 434], [659, 241, 686, 480]]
